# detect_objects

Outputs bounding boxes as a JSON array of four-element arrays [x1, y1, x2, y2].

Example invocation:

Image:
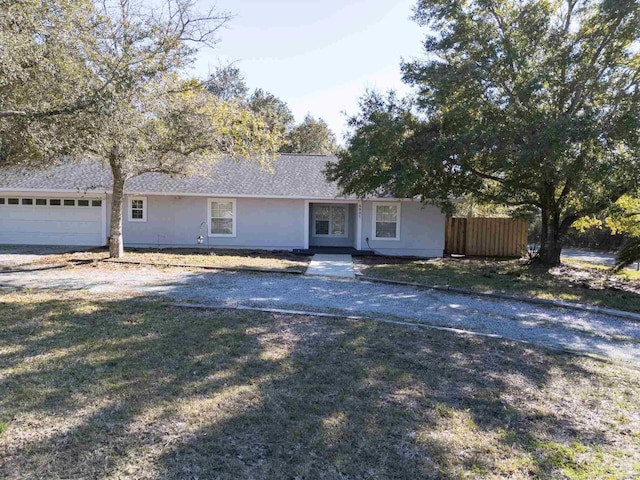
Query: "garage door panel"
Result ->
[[0, 207, 99, 221], [0, 219, 102, 235], [0, 231, 103, 246], [0, 200, 104, 246]]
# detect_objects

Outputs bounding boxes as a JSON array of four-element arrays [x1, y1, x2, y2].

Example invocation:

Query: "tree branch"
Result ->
[[469, 167, 505, 184]]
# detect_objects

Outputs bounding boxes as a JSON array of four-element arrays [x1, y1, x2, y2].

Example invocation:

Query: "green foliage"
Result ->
[[326, 91, 462, 213], [248, 88, 295, 138], [205, 64, 249, 102], [453, 194, 517, 218], [281, 114, 338, 154], [328, 0, 640, 265], [0, 0, 103, 166], [205, 67, 338, 154], [606, 193, 640, 236], [610, 193, 640, 269]]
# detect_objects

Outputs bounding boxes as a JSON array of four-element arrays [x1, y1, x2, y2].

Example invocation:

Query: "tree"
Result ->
[[2, 0, 280, 258], [205, 64, 249, 101], [603, 193, 640, 269], [281, 114, 338, 154], [247, 88, 295, 138], [327, 0, 640, 266], [206, 67, 339, 154], [0, 0, 104, 166], [84, 0, 279, 258]]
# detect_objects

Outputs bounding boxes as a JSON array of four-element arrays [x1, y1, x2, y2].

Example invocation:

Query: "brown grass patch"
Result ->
[[34, 247, 310, 272], [359, 256, 640, 314]]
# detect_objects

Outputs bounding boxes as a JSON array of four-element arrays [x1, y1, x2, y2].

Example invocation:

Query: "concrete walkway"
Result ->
[[305, 254, 355, 278]]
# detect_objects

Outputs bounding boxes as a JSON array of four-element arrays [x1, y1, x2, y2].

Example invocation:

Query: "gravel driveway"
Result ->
[[2, 263, 639, 364]]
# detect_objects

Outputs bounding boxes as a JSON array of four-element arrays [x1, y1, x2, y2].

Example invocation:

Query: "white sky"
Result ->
[[189, 0, 425, 143]]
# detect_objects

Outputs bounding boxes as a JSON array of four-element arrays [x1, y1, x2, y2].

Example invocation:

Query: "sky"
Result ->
[[189, 0, 425, 143]]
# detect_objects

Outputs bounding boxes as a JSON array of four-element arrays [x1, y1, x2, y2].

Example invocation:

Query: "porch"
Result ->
[[305, 202, 361, 250]]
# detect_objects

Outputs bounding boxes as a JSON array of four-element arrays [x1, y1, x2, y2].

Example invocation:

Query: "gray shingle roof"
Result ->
[[0, 154, 352, 199]]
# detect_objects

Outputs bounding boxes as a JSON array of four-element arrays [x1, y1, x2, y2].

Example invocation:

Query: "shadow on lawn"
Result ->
[[0, 295, 621, 479]]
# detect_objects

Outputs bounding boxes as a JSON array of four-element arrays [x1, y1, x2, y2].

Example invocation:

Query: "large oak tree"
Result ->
[[1, 0, 280, 258], [327, 0, 640, 266], [0, 0, 104, 164], [81, 0, 279, 258]]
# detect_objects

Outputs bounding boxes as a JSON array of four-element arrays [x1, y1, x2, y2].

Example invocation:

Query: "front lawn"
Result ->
[[359, 257, 640, 314], [40, 247, 310, 272], [1, 292, 638, 479]]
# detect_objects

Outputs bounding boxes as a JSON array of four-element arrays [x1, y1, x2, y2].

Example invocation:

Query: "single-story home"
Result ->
[[0, 154, 446, 257]]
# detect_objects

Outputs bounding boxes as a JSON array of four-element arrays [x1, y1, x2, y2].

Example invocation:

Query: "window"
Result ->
[[91, 200, 102, 207], [78, 199, 89, 207], [0, 198, 4, 205], [64, 199, 75, 206], [313, 205, 348, 237], [128, 196, 147, 222], [35, 199, 47, 206], [8, 198, 18, 205], [373, 203, 401, 240], [209, 198, 235, 236], [49, 199, 61, 206], [21, 198, 33, 205]]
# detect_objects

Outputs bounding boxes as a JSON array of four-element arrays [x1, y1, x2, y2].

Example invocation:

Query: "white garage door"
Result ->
[[0, 195, 105, 246]]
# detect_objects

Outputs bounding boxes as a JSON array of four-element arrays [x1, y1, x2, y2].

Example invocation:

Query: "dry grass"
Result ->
[[1, 291, 639, 479], [37, 247, 310, 272], [359, 257, 640, 314]]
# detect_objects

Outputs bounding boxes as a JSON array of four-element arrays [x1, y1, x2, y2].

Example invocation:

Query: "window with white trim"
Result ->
[[373, 203, 401, 240], [209, 198, 236, 237], [313, 205, 348, 237], [128, 196, 147, 222]]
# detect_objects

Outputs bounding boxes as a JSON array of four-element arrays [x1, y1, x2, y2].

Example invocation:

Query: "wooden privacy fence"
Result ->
[[445, 217, 528, 257]]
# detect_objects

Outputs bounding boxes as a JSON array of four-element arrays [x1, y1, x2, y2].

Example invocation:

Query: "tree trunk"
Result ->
[[109, 160, 126, 259], [537, 208, 562, 266]]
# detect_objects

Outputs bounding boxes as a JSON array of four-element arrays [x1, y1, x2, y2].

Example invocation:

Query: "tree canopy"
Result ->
[[205, 64, 249, 102], [327, 0, 640, 265], [247, 88, 295, 139], [281, 114, 338, 154], [0, 0, 103, 165], [205, 65, 338, 154]]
